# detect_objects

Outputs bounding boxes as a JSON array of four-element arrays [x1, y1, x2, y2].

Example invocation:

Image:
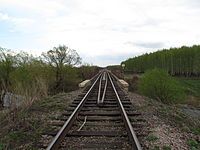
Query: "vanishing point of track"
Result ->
[[45, 70, 143, 150]]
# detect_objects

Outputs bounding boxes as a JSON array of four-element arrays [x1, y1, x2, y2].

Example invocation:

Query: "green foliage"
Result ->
[[79, 64, 99, 80], [187, 139, 200, 150], [106, 65, 122, 70], [122, 45, 200, 76], [149, 145, 171, 150], [0, 45, 83, 107], [139, 69, 185, 103], [42, 45, 81, 92], [191, 128, 200, 135], [177, 78, 200, 97], [146, 134, 159, 142], [50, 65, 81, 94], [162, 146, 171, 150], [150, 146, 160, 150], [0, 48, 16, 91], [8, 131, 29, 143], [0, 143, 4, 150]]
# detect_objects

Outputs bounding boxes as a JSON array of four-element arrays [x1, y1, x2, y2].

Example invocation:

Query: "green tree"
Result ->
[[42, 45, 81, 90]]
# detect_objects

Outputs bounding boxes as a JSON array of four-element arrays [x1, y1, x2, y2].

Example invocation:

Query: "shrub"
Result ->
[[49, 66, 81, 94], [78, 64, 99, 80], [139, 68, 185, 103], [126, 74, 140, 92]]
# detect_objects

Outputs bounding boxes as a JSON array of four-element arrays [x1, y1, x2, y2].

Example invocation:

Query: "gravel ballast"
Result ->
[[127, 92, 200, 150]]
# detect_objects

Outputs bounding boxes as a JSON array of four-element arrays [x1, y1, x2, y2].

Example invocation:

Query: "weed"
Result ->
[[0, 143, 4, 150], [191, 128, 200, 135], [146, 134, 159, 142], [187, 139, 200, 150], [8, 131, 29, 143], [150, 146, 160, 150], [163, 145, 171, 150]]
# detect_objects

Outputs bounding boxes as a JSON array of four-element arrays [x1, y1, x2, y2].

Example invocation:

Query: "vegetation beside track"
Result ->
[[138, 69, 185, 104], [177, 78, 200, 97], [0, 91, 80, 149], [0, 45, 99, 108], [125, 72, 200, 107], [176, 78, 200, 107]]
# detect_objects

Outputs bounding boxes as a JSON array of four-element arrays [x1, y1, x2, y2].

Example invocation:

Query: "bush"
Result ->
[[78, 65, 99, 80], [129, 75, 140, 92], [49, 66, 81, 94], [139, 68, 185, 103]]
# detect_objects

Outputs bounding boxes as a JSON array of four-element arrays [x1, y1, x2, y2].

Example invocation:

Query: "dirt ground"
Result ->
[[127, 92, 200, 150]]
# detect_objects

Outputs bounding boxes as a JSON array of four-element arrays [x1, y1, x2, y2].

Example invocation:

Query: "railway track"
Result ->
[[43, 70, 144, 150]]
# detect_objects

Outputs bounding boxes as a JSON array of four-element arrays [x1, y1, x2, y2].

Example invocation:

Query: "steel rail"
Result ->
[[100, 71, 108, 104], [97, 71, 108, 105], [97, 73, 103, 105], [108, 73, 142, 150], [102, 72, 106, 80], [46, 73, 102, 150]]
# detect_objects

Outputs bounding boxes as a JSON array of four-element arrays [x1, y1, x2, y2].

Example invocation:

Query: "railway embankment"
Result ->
[[128, 92, 200, 149]]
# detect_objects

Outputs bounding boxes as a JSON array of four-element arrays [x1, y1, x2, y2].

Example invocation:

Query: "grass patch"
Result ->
[[8, 131, 31, 143], [146, 134, 159, 142], [187, 139, 200, 150], [177, 78, 200, 97], [176, 78, 200, 106], [150, 146, 160, 150], [0, 143, 4, 150], [163, 145, 171, 150], [149, 144, 172, 150], [190, 127, 200, 135], [32, 93, 70, 112]]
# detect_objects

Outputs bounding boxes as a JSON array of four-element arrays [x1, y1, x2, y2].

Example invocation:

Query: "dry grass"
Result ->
[[11, 77, 48, 110], [0, 78, 50, 149], [0, 90, 80, 149], [184, 96, 200, 107]]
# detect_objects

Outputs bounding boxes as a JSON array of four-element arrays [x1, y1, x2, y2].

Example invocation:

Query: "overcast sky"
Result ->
[[0, 0, 200, 66]]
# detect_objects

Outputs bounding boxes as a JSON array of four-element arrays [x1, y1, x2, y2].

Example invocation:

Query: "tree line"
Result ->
[[122, 45, 200, 76], [0, 45, 98, 107]]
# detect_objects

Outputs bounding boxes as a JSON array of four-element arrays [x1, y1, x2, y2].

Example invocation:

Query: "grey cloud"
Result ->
[[185, 0, 200, 8], [125, 41, 165, 49], [109, 18, 161, 33]]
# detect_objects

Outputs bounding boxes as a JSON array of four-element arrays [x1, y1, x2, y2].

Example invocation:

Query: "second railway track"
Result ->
[[43, 70, 144, 150]]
